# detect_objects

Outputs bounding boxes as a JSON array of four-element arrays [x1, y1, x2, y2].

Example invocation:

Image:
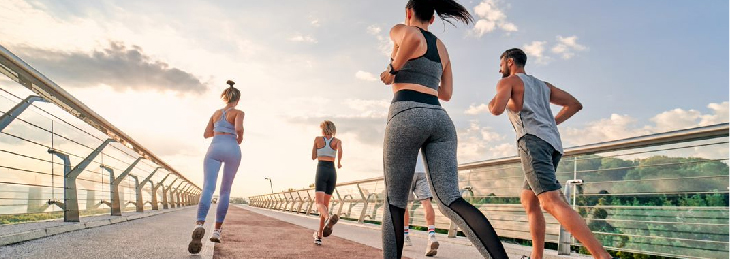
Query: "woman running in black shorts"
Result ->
[[311, 120, 343, 245]]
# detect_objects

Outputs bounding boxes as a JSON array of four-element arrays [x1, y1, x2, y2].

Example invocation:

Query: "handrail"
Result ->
[[0, 44, 199, 191], [459, 123, 728, 170]]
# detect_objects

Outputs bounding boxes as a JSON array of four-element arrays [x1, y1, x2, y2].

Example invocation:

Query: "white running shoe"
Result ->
[[313, 231, 322, 245], [404, 235, 413, 246], [209, 229, 222, 243], [425, 235, 439, 257], [188, 225, 205, 254]]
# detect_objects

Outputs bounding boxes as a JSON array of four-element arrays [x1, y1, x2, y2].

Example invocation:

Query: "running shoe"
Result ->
[[425, 235, 439, 257], [187, 225, 205, 254], [209, 229, 222, 243], [313, 231, 322, 246], [404, 235, 413, 246], [322, 214, 339, 237]]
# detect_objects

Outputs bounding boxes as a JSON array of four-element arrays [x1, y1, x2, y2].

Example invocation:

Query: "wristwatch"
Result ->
[[388, 63, 399, 75]]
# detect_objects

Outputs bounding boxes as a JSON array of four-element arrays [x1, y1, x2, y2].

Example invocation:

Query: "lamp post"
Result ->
[[264, 177, 273, 193]]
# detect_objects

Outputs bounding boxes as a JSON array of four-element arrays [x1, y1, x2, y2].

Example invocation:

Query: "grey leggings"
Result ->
[[382, 101, 508, 259]]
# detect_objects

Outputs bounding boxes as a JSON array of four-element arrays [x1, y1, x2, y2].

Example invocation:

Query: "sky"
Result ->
[[0, 0, 727, 198]]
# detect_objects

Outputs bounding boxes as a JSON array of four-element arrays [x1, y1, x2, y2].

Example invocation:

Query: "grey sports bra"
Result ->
[[393, 27, 443, 91], [316, 137, 337, 158]]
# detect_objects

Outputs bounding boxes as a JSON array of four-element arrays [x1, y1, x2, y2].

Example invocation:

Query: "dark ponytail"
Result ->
[[406, 0, 474, 26]]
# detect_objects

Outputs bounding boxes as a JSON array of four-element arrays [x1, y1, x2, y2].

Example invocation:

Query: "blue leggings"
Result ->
[[196, 134, 241, 223]]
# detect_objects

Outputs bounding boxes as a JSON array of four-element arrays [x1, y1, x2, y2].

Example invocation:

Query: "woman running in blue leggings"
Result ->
[[188, 80, 244, 254], [378, 0, 508, 258]]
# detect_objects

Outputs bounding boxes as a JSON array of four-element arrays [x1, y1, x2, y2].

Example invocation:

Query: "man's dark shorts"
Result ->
[[518, 134, 563, 195]]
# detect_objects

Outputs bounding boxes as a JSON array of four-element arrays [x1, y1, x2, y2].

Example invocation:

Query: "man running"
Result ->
[[487, 48, 614, 259], [403, 152, 439, 256]]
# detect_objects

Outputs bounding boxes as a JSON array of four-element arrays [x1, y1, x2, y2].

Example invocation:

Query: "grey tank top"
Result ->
[[393, 28, 443, 91], [316, 137, 337, 158], [507, 74, 564, 154]]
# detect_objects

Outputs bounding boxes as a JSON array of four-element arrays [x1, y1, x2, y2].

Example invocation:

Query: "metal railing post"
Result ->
[[280, 193, 288, 211], [287, 192, 297, 212], [101, 157, 143, 216], [558, 179, 583, 255], [305, 191, 314, 216], [295, 192, 305, 213], [0, 95, 47, 132], [47, 138, 115, 222], [335, 189, 345, 216], [171, 181, 185, 208], [282, 192, 290, 211], [162, 178, 178, 209], [357, 184, 368, 223], [128, 174, 142, 212], [135, 167, 161, 212], [151, 173, 170, 210]]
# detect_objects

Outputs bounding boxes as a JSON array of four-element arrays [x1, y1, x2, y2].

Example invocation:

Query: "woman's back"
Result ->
[[315, 136, 338, 159]]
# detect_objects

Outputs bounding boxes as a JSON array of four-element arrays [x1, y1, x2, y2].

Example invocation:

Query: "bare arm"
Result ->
[[390, 25, 422, 71], [381, 25, 423, 85], [337, 140, 343, 168], [311, 138, 318, 160], [488, 78, 513, 116], [547, 82, 583, 125], [438, 42, 453, 101], [203, 114, 215, 139], [235, 111, 245, 144]]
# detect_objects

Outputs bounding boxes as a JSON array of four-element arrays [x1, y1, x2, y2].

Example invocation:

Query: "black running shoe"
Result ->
[[188, 225, 205, 254], [322, 214, 339, 237]]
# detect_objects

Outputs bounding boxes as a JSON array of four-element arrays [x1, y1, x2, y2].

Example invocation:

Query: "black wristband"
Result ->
[[389, 63, 399, 75]]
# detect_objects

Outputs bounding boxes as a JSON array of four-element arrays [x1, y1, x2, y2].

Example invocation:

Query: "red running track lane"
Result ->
[[214, 206, 410, 259]]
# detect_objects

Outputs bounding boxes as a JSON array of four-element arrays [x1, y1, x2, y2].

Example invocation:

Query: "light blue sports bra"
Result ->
[[316, 137, 337, 158], [213, 108, 236, 135]]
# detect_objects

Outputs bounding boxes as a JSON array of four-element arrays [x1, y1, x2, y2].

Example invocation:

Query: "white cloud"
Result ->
[[700, 102, 729, 126], [473, 20, 496, 36], [561, 102, 729, 147], [551, 35, 588, 59], [355, 70, 378, 82], [367, 25, 392, 57], [499, 22, 518, 32], [471, 0, 518, 37], [457, 120, 512, 162], [289, 34, 317, 43], [523, 35, 588, 64], [345, 99, 390, 112], [562, 114, 650, 147], [310, 19, 320, 27], [465, 103, 490, 115], [367, 25, 382, 35], [523, 41, 551, 65], [488, 143, 517, 159], [650, 108, 702, 132]]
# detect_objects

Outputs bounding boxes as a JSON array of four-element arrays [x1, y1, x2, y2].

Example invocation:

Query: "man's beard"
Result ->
[[502, 67, 510, 78]]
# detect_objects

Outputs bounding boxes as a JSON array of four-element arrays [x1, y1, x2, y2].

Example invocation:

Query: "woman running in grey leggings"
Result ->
[[188, 80, 244, 254], [378, 1, 508, 258]]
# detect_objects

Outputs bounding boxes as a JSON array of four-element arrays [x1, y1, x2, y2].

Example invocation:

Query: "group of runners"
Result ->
[[186, 0, 617, 258]]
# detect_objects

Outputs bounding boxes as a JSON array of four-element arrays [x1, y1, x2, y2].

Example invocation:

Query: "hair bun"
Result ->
[[226, 80, 235, 87]]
